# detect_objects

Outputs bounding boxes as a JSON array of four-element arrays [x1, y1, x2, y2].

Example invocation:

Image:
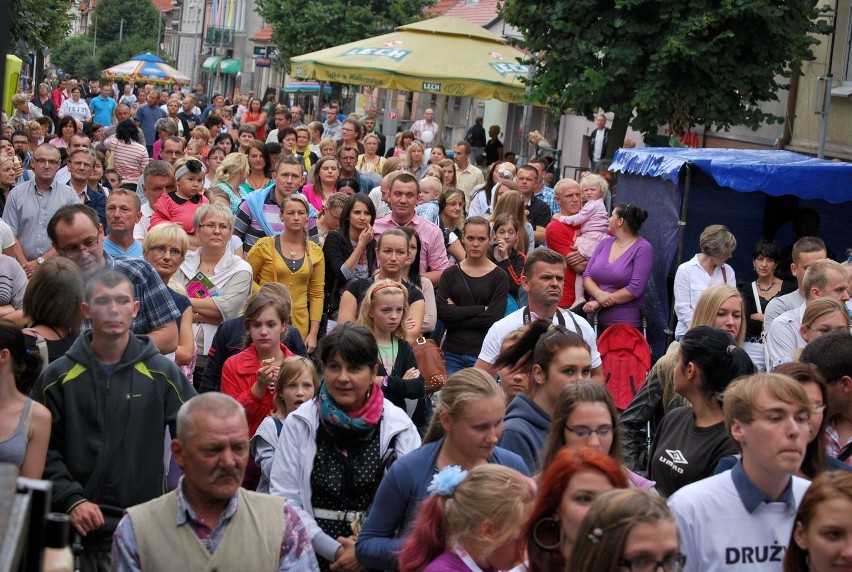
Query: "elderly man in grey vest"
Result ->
[[111, 393, 319, 571]]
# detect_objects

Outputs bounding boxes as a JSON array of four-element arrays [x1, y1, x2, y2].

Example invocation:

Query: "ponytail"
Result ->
[[681, 326, 755, 402], [0, 321, 43, 394], [398, 495, 449, 572]]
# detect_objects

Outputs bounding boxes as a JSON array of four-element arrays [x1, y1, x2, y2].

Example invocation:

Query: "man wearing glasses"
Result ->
[[67, 148, 107, 228], [2, 143, 78, 277], [47, 203, 181, 354]]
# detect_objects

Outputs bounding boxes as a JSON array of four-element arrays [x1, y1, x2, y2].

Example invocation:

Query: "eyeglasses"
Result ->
[[564, 425, 613, 439], [618, 554, 686, 572], [60, 236, 99, 258], [70, 161, 95, 169], [198, 222, 230, 232], [32, 157, 60, 166], [805, 325, 848, 335], [148, 245, 183, 257], [811, 401, 826, 413]]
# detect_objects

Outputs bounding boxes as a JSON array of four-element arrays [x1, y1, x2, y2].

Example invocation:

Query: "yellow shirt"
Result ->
[[247, 236, 325, 340]]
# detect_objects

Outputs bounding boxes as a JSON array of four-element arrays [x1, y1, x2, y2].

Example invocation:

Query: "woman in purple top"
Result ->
[[397, 464, 535, 572], [582, 204, 652, 328]]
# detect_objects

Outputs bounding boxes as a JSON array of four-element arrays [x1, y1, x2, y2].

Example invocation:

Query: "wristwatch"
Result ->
[[37, 257, 44, 265]]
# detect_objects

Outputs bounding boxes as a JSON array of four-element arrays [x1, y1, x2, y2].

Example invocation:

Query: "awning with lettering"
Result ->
[[289, 16, 529, 104]]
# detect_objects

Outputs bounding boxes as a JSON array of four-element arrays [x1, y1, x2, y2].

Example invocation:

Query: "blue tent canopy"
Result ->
[[610, 148, 852, 204], [606, 147, 852, 358]]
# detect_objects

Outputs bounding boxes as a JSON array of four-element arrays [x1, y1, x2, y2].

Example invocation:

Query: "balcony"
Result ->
[[205, 26, 234, 47]]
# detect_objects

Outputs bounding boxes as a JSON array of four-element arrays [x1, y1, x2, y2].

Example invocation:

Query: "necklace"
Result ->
[[613, 237, 638, 250], [757, 279, 776, 292], [248, 173, 268, 189]]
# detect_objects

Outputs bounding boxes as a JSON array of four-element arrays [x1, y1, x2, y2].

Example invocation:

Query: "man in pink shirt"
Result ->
[[373, 173, 448, 285]]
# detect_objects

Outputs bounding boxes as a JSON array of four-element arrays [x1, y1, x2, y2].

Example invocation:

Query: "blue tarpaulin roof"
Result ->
[[610, 148, 852, 204]]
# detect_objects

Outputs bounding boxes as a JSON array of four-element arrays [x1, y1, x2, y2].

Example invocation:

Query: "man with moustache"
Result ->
[[112, 393, 318, 571]]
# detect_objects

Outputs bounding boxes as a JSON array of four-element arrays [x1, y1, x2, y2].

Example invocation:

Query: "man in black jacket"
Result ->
[[31, 269, 195, 571], [587, 112, 610, 171]]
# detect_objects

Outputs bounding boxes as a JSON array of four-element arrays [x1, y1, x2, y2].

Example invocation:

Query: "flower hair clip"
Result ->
[[428, 465, 468, 497], [587, 527, 604, 544]]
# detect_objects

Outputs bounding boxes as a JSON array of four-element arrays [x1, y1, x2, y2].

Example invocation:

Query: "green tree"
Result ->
[[257, 0, 436, 67], [11, 0, 73, 52], [50, 35, 100, 79], [97, 35, 163, 70], [90, 0, 158, 44], [502, 0, 832, 150]]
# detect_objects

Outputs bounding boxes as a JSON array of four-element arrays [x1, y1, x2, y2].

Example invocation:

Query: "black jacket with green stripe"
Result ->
[[31, 331, 196, 549]]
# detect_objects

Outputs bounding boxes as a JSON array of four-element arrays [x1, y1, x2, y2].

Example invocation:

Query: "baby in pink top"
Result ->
[[149, 157, 209, 238], [555, 181, 609, 302]]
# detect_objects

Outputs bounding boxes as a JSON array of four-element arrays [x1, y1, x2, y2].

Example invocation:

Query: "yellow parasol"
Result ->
[[290, 16, 529, 104]]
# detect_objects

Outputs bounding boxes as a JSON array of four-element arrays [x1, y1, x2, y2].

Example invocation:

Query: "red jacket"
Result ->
[[221, 343, 294, 435]]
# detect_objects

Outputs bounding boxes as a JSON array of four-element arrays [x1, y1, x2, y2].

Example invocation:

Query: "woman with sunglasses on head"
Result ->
[[647, 326, 755, 496], [568, 489, 686, 572], [494, 321, 593, 474], [356, 368, 529, 571], [248, 194, 325, 354]]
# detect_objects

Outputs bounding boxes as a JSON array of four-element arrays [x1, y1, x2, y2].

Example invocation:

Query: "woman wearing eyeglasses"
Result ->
[[493, 321, 593, 474], [174, 203, 253, 382], [540, 381, 655, 489], [142, 224, 197, 381], [568, 489, 686, 572], [647, 326, 755, 497]]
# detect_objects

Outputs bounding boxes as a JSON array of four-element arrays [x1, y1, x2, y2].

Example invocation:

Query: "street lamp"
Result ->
[[189, 2, 202, 86]]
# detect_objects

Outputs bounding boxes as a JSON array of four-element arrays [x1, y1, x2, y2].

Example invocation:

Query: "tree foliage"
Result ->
[[11, 0, 73, 53], [90, 0, 158, 44], [50, 36, 100, 79], [257, 0, 436, 68], [502, 0, 832, 137], [52, 33, 162, 80]]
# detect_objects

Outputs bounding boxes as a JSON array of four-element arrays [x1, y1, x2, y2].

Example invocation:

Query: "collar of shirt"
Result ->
[[731, 459, 797, 513], [390, 212, 420, 227], [174, 476, 239, 528]]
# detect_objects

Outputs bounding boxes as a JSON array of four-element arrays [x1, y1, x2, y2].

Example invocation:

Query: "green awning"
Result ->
[[219, 58, 242, 75], [201, 56, 220, 72]]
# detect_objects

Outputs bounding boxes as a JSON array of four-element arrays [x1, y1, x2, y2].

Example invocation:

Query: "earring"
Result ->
[[533, 517, 563, 550]]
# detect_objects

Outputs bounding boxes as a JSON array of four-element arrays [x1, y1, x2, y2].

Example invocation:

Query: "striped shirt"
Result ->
[[109, 139, 149, 184]]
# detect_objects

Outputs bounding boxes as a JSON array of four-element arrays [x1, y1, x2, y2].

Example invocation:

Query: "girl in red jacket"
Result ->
[[221, 290, 295, 435]]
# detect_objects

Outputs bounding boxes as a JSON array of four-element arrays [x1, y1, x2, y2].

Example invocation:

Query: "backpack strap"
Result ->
[[22, 328, 49, 373]]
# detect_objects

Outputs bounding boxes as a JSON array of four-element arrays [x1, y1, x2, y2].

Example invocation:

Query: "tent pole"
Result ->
[[436, 94, 447, 148], [666, 162, 692, 345]]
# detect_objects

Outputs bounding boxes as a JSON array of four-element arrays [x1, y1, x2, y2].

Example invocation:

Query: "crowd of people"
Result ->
[[0, 76, 851, 572]]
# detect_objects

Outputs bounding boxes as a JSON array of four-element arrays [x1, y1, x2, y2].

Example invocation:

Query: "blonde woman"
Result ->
[[246, 194, 325, 353], [357, 133, 385, 176], [212, 152, 250, 214]]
